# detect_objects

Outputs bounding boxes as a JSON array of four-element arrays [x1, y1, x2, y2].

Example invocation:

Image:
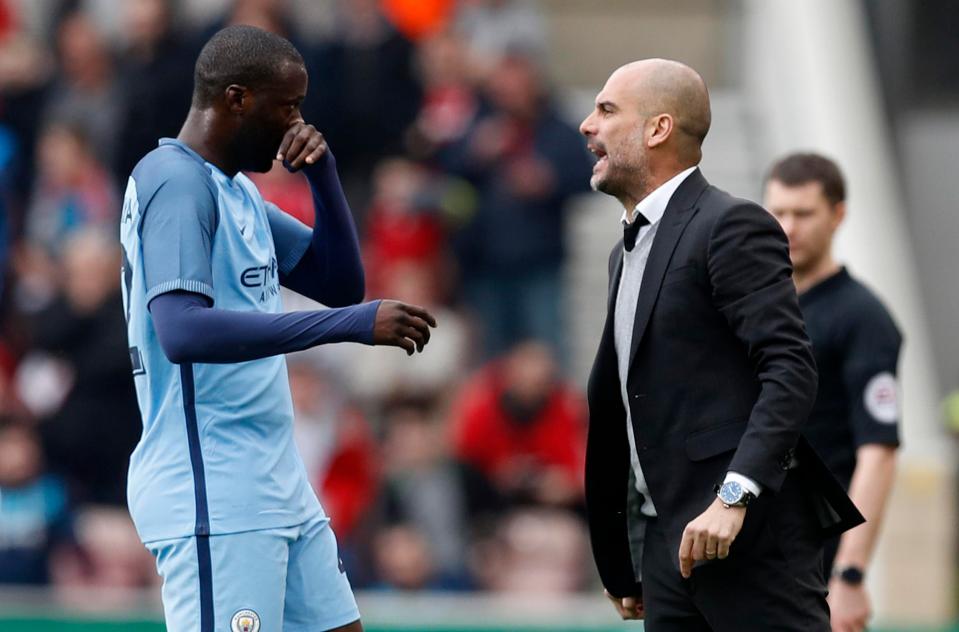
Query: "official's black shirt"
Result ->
[[799, 267, 902, 490]]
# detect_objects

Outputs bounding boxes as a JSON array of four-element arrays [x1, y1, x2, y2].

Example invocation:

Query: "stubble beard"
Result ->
[[593, 150, 649, 208]]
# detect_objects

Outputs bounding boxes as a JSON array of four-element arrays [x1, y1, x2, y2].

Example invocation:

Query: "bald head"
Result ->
[[612, 59, 711, 153], [581, 59, 711, 209]]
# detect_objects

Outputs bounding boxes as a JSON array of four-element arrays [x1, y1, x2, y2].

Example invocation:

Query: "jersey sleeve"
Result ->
[[842, 301, 903, 448], [265, 201, 311, 276], [141, 163, 218, 305]]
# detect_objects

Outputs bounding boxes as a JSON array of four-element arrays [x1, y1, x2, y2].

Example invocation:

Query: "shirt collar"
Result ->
[[621, 166, 698, 226], [158, 137, 234, 183]]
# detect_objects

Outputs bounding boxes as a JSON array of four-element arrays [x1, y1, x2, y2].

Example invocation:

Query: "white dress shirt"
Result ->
[[613, 167, 759, 517]]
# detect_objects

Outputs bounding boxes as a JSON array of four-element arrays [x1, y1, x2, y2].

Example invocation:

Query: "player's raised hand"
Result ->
[[276, 120, 329, 171], [372, 300, 437, 356]]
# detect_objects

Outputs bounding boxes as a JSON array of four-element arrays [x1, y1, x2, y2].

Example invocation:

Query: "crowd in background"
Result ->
[[0, 0, 598, 601]]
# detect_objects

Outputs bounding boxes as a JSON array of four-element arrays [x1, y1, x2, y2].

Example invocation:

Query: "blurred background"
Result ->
[[0, 0, 956, 630]]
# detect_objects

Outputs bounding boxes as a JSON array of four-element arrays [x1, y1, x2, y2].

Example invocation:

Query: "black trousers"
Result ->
[[640, 472, 830, 631]]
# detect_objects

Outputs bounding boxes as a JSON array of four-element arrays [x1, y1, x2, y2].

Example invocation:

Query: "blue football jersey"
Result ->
[[120, 139, 321, 543]]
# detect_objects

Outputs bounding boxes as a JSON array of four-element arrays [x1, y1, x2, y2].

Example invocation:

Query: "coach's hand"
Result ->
[[277, 120, 329, 171], [372, 300, 437, 356], [678, 497, 746, 578], [605, 589, 644, 620]]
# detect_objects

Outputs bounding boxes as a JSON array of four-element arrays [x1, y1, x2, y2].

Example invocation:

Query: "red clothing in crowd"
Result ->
[[451, 365, 586, 493], [316, 409, 379, 540]]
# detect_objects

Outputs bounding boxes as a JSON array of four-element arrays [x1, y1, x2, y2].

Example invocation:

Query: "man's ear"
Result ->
[[831, 200, 847, 229], [224, 84, 249, 115], [646, 113, 674, 149]]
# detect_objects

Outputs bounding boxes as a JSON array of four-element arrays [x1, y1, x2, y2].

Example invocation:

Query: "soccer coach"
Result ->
[[579, 59, 863, 630]]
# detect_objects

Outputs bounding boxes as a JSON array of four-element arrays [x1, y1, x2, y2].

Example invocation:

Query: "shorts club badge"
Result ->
[[231, 609, 260, 632]]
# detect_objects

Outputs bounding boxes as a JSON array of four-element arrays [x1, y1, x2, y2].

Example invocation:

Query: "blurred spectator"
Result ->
[[289, 359, 379, 542], [405, 30, 480, 159], [374, 395, 501, 590], [313, 0, 422, 210], [364, 158, 447, 293], [43, 11, 124, 169], [456, 0, 546, 74], [451, 341, 586, 508], [371, 523, 443, 591], [471, 507, 589, 594], [0, 418, 73, 585], [346, 259, 469, 401], [19, 229, 140, 506], [25, 121, 118, 256], [53, 506, 158, 606], [441, 53, 591, 362], [114, 0, 196, 180]]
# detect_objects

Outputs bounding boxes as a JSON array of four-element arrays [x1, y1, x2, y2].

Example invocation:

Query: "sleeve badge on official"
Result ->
[[864, 372, 899, 424]]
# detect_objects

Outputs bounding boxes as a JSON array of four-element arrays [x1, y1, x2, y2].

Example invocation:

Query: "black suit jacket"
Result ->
[[585, 169, 864, 598]]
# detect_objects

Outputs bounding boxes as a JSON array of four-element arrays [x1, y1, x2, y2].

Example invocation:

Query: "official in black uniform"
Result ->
[[764, 153, 902, 632]]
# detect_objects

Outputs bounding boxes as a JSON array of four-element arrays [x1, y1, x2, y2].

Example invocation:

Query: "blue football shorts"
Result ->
[[146, 513, 360, 632]]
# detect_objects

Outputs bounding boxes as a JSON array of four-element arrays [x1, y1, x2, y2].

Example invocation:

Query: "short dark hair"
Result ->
[[192, 25, 304, 108], [766, 152, 846, 205]]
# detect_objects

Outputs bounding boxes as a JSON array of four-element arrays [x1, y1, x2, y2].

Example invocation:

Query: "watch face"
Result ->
[[719, 481, 743, 505]]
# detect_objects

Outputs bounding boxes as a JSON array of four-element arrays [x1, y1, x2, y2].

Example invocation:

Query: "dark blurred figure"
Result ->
[[313, 0, 422, 211], [451, 340, 586, 508], [441, 53, 591, 362], [115, 0, 195, 180], [27, 229, 140, 506], [25, 121, 118, 256], [43, 11, 123, 170], [373, 395, 501, 590], [289, 359, 379, 543], [0, 32, 54, 212], [0, 417, 73, 585]]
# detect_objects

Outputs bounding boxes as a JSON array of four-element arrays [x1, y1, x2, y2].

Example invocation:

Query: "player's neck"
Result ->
[[794, 254, 840, 295], [177, 110, 241, 177]]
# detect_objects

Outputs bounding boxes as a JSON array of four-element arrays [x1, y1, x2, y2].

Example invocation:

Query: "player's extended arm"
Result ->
[[149, 291, 379, 364], [275, 151, 364, 307]]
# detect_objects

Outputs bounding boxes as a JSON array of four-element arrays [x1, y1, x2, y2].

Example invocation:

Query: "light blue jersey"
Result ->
[[120, 139, 321, 543]]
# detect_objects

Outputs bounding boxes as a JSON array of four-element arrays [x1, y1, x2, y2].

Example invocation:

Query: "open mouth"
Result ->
[[588, 144, 608, 170]]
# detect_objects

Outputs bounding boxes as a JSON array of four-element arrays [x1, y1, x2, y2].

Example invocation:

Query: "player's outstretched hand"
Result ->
[[372, 300, 437, 356], [277, 120, 329, 171]]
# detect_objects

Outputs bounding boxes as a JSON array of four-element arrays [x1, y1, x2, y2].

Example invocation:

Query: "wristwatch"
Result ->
[[714, 480, 755, 508], [832, 565, 865, 586]]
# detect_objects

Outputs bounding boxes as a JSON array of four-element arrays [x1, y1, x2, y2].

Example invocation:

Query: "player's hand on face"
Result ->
[[605, 589, 645, 620], [372, 300, 437, 356], [276, 120, 328, 171]]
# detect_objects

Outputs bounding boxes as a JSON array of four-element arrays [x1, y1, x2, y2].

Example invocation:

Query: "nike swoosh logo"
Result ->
[[239, 225, 247, 236]]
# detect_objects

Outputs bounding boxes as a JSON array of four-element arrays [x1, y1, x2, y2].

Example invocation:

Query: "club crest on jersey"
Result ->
[[231, 609, 260, 632]]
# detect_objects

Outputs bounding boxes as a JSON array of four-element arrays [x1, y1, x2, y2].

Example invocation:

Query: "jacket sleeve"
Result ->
[[706, 202, 817, 492]]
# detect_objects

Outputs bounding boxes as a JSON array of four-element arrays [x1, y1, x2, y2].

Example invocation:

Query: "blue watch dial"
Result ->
[[719, 481, 743, 504]]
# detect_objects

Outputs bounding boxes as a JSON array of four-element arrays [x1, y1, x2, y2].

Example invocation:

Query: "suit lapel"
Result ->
[[627, 169, 709, 373]]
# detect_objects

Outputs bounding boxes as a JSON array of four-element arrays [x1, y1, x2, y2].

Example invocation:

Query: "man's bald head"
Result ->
[[610, 59, 711, 157], [580, 58, 712, 209]]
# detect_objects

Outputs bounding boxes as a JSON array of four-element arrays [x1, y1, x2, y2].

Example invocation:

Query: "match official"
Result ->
[[765, 153, 902, 632]]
